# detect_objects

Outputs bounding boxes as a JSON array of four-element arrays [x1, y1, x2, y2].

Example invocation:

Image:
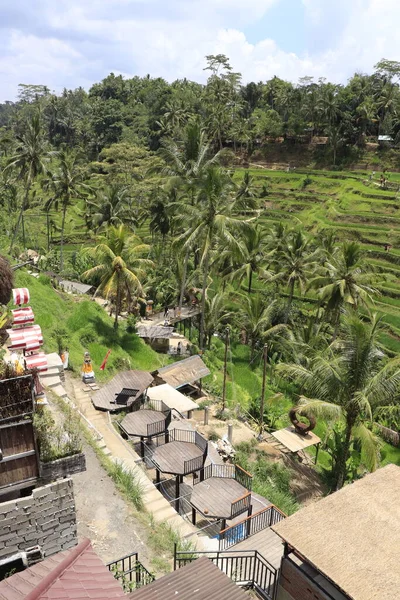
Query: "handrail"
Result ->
[[107, 552, 154, 591], [219, 504, 287, 551], [230, 490, 251, 518], [184, 453, 206, 475], [235, 464, 253, 490]]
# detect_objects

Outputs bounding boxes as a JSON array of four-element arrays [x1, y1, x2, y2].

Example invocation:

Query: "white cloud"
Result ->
[[0, 0, 400, 101]]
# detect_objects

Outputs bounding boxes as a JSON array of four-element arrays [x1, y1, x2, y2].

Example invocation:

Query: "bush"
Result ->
[[110, 461, 144, 511], [38, 274, 51, 286], [33, 405, 82, 462], [126, 315, 138, 333], [80, 327, 97, 346]]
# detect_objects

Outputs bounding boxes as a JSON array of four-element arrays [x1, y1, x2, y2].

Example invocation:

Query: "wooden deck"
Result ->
[[91, 371, 153, 412], [120, 410, 167, 438], [151, 441, 203, 475], [272, 427, 321, 453], [233, 527, 284, 569], [190, 477, 248, 520]]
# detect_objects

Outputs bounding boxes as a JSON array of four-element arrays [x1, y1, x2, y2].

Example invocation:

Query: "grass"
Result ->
[[13, 270, 165, 382]]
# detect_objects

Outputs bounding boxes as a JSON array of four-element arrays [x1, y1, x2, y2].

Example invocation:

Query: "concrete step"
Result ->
[[52, 384, 68, 398], [42, 375, 62, 388]]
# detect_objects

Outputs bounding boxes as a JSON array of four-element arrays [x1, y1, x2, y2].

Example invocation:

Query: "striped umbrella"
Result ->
[[24, 352, 48, 372], [11, 307, 35, 325]]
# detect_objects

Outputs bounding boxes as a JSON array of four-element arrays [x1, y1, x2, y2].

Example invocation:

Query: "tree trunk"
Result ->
[[60, 203, 67, 272], [284, 280, 295, 323], [114, 275, 121, 329], [334, 418, 354, 490], [9, 180, 31, 253], [248, 270, 253, 295], [199, 253, 210, 351], [178, 250, 189, 313]]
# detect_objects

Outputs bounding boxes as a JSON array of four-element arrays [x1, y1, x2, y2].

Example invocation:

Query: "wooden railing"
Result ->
[[170, 428, 196, 444], [147, 417, 168, 437], [235, 464, 253, 491], [219, 504, 287, 551], [184, 453, 206, 475], [107, 552, 154, 591], [144, 398, 170, 414], [174, 546, 279, 600], [230, 491, 252, 519]]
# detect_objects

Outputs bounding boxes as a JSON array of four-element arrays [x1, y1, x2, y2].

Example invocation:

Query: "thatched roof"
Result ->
[[137, 325, 174, 339], [272, 464, 400, 600], [152, 355, 210, 388]]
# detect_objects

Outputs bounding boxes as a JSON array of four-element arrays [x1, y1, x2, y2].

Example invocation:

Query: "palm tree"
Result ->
[[86, 185, 137, 231], [203, 291, 233, 349], [178, 167, 250, 350], [44, 150, 89, 271], [225, 226, 269, 294], [274, 230, 319, 323], [236, 294, 290, 361], [277, 312, 400, 490], [309, 241, 379, 339], [83, 225, 153, 328], [5, 113, 49, 252], [0, 255, 13, 305]]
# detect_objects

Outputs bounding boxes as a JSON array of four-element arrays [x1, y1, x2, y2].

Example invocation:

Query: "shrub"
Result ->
[[38, 274, 51, 286], [126, 315, 138, 333], [110, 461, 144, 511], [33, 405, 82, 462]]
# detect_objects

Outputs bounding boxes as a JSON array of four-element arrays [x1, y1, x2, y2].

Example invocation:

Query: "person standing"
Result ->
[[164, 304, 169, 318]]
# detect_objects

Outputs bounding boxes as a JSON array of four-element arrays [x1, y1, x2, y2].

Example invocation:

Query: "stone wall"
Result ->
[[0, 478, 77, 560]]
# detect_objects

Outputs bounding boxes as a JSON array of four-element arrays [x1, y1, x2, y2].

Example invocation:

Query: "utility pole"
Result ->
[[259, 344, 268, 436], [221, 327, 229, 412]]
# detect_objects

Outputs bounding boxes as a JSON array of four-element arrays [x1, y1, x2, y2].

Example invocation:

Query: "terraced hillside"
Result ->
[[234, 167, 400, 354]]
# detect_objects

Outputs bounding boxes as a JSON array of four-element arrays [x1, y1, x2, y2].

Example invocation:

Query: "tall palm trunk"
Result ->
[[114, 274, 121, 329], [284, 279, 295, 323], [60, 202, 67, 272], [178, 250, 189, 313], [334, 417, 355, 490], [9, 177, 31, 253], [199, 252, 210, 351]]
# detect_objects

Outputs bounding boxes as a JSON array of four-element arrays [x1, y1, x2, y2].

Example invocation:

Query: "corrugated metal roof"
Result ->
[[92, 370, 154, 412], [0, 539, 125, 600], [127, 557, 249, 600], [153, 355, 210, 388], [59, 279, 94, 294], [137, 326, 174, 339]]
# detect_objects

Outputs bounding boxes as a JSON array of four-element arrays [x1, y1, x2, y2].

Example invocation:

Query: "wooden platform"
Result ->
[[120, 410, 166, 438], [91, 370, 153, 412], [232, 527, 284, 569], [272, 427, 321, 453], [151, 441, 203, 475], [190, 477, 248, 520]]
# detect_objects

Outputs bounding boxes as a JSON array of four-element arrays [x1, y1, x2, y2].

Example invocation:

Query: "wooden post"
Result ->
[[227, 422, 233, 444], [220, 518, 226, 532], [222, 327, 229, 411], [156, 469, 160, 484], [192, 507, 196, 525], [140, 437, 145, 458], [259, 344, 268, 436], [204, 406, 209, 425], [175, 475, 180, 512], [315, 442, 320, 465], [246, 505, 253, 536]]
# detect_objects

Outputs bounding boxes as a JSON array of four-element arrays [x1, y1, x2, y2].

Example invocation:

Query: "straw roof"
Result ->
[[147, 384, 198, 414], [153, 355, 210, 388], [272, 464, 400, 600]]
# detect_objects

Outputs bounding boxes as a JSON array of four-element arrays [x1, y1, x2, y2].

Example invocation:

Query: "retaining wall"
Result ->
[[0, 478, 77, 559]]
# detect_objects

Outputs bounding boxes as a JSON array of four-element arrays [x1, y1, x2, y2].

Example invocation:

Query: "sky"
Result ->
[[0, 0, 399, 102]]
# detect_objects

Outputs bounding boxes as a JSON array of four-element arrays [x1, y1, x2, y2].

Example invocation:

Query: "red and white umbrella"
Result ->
[[24, 352, 47, 372], [12, 288, 30, 305], [7, 325, 43, 350], [11, 307, 35, 325]]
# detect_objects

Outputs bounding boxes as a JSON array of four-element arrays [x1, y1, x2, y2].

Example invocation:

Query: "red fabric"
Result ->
[[25, 353, 48, 372], [99, 349, 111, 371], [7, 325, 43, 349], [12, 307, 35, 324]]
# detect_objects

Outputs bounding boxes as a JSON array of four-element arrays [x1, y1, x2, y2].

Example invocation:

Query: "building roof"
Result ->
[[153, 355, 210, 388], [272, 464, 400, 600], [137, 326, 175, 339], [147, 384, 198, 413], [58, 279, 94, 294], [127, 557, 249, 600], [0, 538, 124, 600], [272, 427, 320, 453], [92, 370, 154, 412]]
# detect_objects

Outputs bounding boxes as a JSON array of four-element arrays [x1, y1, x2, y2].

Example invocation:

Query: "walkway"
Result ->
[[233, 528, 284, 569], [140, 305, 200, 327], [63, 374, 212, 551]]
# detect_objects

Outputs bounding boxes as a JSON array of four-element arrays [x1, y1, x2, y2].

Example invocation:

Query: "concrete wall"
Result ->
[[0, 478, 77, 560]]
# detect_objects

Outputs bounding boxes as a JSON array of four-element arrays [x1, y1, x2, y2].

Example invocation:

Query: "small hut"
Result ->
[[136, 325, 174, 353], [151, 355, 210, 396]]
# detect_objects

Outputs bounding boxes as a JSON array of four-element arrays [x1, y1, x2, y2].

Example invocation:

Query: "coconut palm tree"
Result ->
[[44, 150, 90, 271], [86, 185, 137, 232], [236, 294, 290, 361], [309, 241, 379, 339], [5, 113, 49, 252], [177, 166, 250, 349], [277, 312, 400, 490], [274, 230, 319, 323], [203, 291, 233, 349], [83, 225, 154, 328], [224, 226, 269, 294]]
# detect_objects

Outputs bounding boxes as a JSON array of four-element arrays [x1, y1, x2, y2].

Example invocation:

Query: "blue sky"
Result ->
[[0, 0, 398, 101]]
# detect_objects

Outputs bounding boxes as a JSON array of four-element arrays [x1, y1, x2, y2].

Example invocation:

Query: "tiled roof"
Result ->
[[127, 557, 249, 600], [0, 539, 125, 600]]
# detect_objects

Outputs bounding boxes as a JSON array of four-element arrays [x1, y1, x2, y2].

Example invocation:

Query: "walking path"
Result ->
[[139, 305, 200, 327], [46, 371, 212, 551]]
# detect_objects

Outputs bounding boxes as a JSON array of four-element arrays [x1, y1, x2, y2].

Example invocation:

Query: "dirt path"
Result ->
[[73, 441, 152, 566]]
